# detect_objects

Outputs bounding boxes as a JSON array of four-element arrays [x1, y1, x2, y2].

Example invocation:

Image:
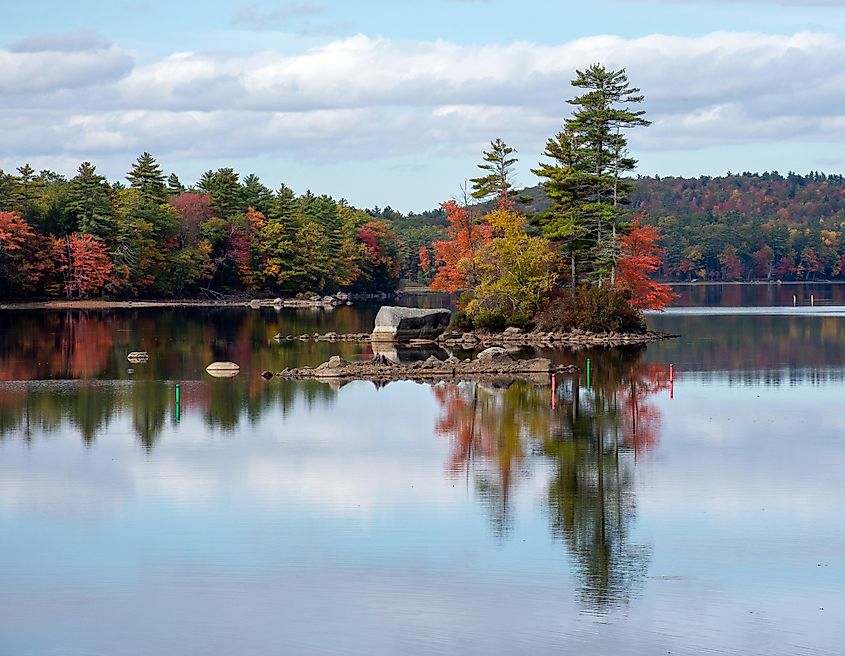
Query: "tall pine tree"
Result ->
[[534, 64, 649, 286], [127, 152, 167, 204], [470, 139, 518, 207]]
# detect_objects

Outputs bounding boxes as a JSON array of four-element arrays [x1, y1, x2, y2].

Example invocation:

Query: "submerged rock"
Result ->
[[371, 306, 452, 342]]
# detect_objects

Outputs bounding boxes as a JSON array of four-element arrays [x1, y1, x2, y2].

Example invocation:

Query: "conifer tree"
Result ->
[[208, 168, 244, 219], [127, 152, 167, 204], [534, 64, 649, 286], [470, 139, 518, 207], [242, 173, 273, 215], [66, 162, 115, 240], [197, 170, 215, 194], [269, 184, 299, 226], [167, 173, 186, 197]]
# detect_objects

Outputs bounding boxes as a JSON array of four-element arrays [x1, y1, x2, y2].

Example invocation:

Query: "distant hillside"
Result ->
[[390, 172, 845, 282]]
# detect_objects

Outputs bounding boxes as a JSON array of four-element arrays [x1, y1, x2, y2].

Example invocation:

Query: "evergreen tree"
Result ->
[[127, 152, 167, 204], [12, 164, 48, 226], [534, 64, 649, 286], [208, 168, 244, 219], [269, 184, 299, 226], [470, 139, 518, 206], [0, 171, 16, 212], [197, 170, 216, 194], [167, 173, 186, 197], [66, 162, 115, 240], [242, 173, 273, 215]]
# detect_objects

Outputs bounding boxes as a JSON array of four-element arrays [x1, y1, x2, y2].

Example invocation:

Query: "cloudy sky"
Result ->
[[4, 0, 845, 210]]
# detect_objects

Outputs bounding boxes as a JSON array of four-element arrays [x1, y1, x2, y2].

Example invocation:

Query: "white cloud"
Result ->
[[4, 30, 845, 196], [0, 45, 133, 95]]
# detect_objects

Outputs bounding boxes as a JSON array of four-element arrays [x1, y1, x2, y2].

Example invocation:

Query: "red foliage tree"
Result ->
[[170, 192, 215, 248], [52, 233, 114, 299], [0, 210, 34, 253], [0, 211, 55, 293], [615, 216, 677, 310], [430, 200, 491, 292], [231, 207, 267, 290]]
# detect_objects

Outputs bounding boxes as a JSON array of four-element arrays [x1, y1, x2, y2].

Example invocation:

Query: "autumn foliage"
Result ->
[[615, 217, 677, 310], [52, 233, 114, 298], [430, 200, 491, 292]]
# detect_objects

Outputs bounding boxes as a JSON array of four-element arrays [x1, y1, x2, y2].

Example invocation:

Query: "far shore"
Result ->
[[0, 299, 256, 311], [1, 279, 842, 311]]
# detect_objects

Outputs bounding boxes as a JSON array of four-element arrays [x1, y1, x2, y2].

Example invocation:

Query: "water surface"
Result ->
[[1, 291, 843, 655]]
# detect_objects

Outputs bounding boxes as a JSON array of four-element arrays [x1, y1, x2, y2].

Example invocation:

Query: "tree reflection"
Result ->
[[433, 347, 668, 608]]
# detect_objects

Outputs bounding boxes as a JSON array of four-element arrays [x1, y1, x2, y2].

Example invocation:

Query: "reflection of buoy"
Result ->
[[127, 351, 148, 362], [206, 362, 240, 378]]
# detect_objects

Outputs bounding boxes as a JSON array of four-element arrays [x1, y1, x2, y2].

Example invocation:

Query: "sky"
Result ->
[[4, 0, 845, 211]]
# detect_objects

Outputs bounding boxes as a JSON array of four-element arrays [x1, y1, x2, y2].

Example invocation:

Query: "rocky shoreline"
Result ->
[[274, 327, 675, 348], [437, 327, 675, 349], [273, 349, 578, 385]]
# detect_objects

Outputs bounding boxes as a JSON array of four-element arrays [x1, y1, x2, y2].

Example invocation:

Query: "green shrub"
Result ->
[[534, 285, 646, 333], [449, 308, 474, 332]]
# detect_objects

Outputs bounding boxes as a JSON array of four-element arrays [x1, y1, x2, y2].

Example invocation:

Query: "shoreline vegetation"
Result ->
[[0, 64, 735, 336]]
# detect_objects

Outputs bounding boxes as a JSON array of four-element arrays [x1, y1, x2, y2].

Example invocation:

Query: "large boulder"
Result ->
[[476, 347, 513, 363], [371, 306, 452, 342]]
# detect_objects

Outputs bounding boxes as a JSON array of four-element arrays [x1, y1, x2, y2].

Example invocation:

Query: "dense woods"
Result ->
[[482, 171, 845, 284], [5, 121, 845, 301], [0, 155, 402, 299]]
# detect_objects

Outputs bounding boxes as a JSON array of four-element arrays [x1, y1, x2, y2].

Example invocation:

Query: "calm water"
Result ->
[[1, 287, 843, 655]]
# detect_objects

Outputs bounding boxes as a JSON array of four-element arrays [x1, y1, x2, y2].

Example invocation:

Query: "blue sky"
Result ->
[[4, 0, 845, 210]]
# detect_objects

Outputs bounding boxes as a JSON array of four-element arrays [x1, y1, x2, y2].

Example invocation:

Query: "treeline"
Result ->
[[632, 172, 845, 281], [492, 171, 845, 282], [0, 154, 404, 299]]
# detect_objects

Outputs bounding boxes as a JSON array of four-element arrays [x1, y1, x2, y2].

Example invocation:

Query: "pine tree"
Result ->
[[470, 139, 518, 206], [242, 173, 273, 215], [269, 184, 299, 226], [127, 152, 167, 204], [66, 162, 115, 240], [197, 170, 216, 194], [167, 173, 186, 197], [208, 168, 244, 219], [534, 64, 649, 286]]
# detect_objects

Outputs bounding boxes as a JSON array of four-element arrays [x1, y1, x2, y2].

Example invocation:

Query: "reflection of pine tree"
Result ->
[[433, 346, 666, 608], [545, 379, 651, 609]]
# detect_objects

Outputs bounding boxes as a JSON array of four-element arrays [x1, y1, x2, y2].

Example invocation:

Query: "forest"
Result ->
[[5, 159, 844, 302], [0, 155, 404, 299]]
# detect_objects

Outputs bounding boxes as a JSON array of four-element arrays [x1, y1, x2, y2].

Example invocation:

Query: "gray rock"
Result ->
[[503, 326, 524, 335], [371, 306, 452, 342], [476, 347, 513, 363], [206, 361, 240, 378], [327, 355, 348, 368]]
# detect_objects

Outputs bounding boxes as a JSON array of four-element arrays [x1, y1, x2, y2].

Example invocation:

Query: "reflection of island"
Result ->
[[434, 348, 668, 608]]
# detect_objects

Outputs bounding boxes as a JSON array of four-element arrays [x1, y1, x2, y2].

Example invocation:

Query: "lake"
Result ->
[[1, 285, 843, 655]]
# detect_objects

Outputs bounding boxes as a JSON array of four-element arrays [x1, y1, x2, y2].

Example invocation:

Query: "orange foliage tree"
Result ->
[[52, 233, 114, 299], [417, 245, 431, 277], [0, 210, 53, 294], [429, 200, 491, 292], [615, 217, 676, 310]]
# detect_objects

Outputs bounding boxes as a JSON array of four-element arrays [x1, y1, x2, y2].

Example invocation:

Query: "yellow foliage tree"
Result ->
[[463, 209, 560, 328]]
